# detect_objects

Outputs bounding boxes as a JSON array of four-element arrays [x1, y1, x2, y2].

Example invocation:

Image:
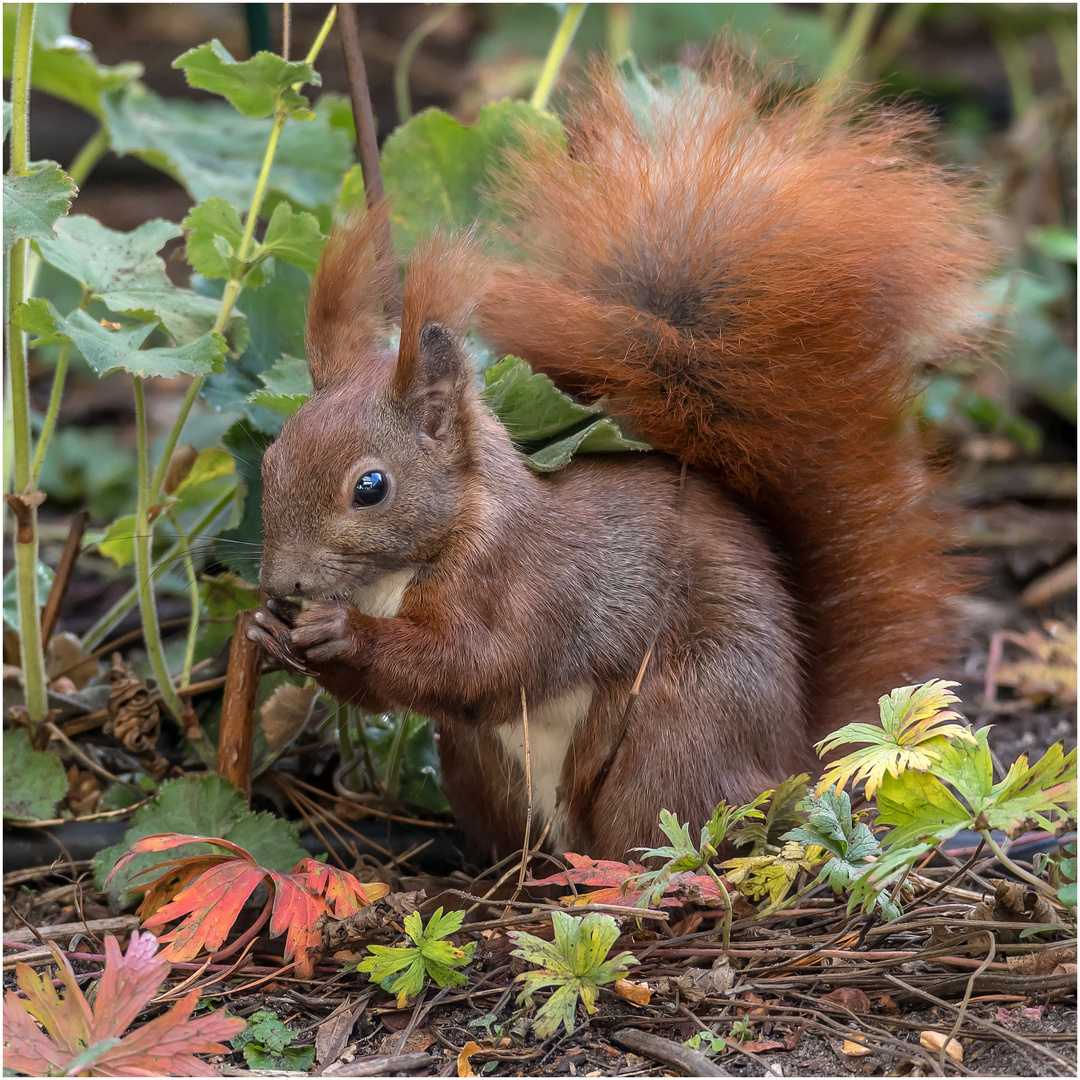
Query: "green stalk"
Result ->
[[818, 2, 879, 104], [66, 125, 109, 187], [133, 377, 188, 721], [996, 32, 1036, 121], [166, 508, 200, 688], [531, 2, 587, 111], [29, 343, 69, 485], [394, 3, 459, 123], [80, 487, 237, 651], [980, 830, 1057, 898], [606, 3, 632, 63], [7, 3, 48, 722], [148, 4, 338, 499], [865, 2, 925, 75]]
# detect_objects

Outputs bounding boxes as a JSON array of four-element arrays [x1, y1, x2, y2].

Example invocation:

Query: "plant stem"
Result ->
[[133, 377, 188, 722], [10, 3, 34, 176], [819, 2, 879, 101], [7, 2, 49, 723], [394, 3, 459, 123], [980, 830, 1058, 898], [29, 343, 70, 485], [606, 3, 632, 63], [167, 508, 200, 688], [79, 487, 237, 652], [531, 2, 586, 111], [147, 4, 338, 500], [66, 125, 109, 187], [865, 2, 925, 75], [996, 32, 1037, 121]]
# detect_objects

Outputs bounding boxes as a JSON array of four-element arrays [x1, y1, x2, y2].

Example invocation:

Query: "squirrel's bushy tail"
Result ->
[[477, 56, 992, 736]]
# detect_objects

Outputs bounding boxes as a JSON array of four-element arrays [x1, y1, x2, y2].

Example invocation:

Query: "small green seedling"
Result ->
[[509, 911, 636, 1037], [357, 907, 475, 1007], [231, 1010, 315, 1071]]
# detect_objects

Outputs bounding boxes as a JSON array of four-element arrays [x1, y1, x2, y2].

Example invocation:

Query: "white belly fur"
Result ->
[[495, 684, 593, 839], [351, 569, 415, 618]]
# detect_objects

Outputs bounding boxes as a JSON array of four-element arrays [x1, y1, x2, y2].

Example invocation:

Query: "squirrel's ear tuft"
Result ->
[[305, 209, 397, 390], [390, 235, 487, 440]]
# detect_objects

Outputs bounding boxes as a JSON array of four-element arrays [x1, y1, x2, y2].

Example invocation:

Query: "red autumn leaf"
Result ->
[[297, 858, 390, 916], [2, 932, 244, 1077], [143, 858, 267, 961], [111, 833, 386, 977], [527, 853, 651, 905], [526, 853, 724, 907], [268, 871, 328, 978]]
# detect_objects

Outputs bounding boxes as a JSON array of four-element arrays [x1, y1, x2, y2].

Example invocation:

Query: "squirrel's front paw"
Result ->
[[290, 601, 368, 666], [248, 600, 314, 674]]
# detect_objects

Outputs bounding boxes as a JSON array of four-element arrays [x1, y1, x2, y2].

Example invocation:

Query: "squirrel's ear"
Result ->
[[305, 211, 396, 390], [393, 321, 463, 441]]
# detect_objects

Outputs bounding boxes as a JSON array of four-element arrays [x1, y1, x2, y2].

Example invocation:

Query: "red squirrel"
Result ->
[[248, 59, 990, 861]]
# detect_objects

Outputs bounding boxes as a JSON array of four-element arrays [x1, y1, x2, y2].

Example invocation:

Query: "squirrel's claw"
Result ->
[[249, 605, 316, 675]]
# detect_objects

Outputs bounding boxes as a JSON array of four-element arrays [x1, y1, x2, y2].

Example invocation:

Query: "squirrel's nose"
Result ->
[[260, 559, 316, 600]]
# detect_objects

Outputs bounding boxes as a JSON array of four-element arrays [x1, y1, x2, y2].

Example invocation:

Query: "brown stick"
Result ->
[[612, 1028, 730, 1077], [337, 2, 400, 312], [40, 509, 89, 645], [319, 1053, 434, 1078], [217, 610, 261, 799]]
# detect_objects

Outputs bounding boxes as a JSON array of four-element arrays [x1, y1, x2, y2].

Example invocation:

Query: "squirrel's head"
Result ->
[[258, 217, 488, 602]]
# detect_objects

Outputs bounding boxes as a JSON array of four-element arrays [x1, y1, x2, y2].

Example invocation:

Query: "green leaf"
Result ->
[[34, 216, 231, 344], [245, 354, 312, 415], [527, 417, 650, 471], [482, 355, 649, 472], [3, 729, 68, 822], [2, 562, 55, 631], [382, 100, 563, 260], [1028, 226, 1077, 264], [96, 448, 240, 568], [815, 679, 973, 797], [259, 202, 325, 273], [15, 299, 227, 380], [200, 259, 310, 432], [173, 41, 317, 118], [3, 161, 77, 250], [483, 355, 604, 441], [357, 906, 475, 1006], [981, 743, 1076, 834], [92, 775, 307, 908], [95, 513, 137, 569], [874, 769, 971, 850], [233, 1010, 316, 1071], [2, 5, 142, 118], [183, 198, 247, 282], [101, 84, 352, 210], [510, 911, 635, 1038]]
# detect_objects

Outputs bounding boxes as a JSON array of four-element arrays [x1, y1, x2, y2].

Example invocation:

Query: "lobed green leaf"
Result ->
[[15, 299, 227, 380], [173, 40, 317, 118], [3, 161, 77, 250]]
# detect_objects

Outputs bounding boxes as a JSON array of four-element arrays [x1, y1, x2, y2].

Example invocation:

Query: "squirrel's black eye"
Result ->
[[353, 471, 387, 507]]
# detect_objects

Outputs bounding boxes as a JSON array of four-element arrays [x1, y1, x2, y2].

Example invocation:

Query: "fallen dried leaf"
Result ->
[[614, 978, 652, 1006], [842, 1037, 874, 1057], [457, 1040, 482, 1077], [919, 1030, 963, 1062], [877, 994, 900, 1016], [823, 987, 872, 1014], [1006, 945, 1076, 975]]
